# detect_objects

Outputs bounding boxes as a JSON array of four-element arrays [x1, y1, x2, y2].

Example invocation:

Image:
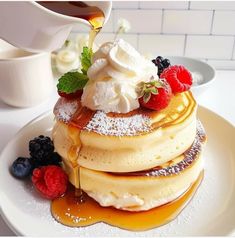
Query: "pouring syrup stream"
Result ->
[[38, 1, 105, 201]]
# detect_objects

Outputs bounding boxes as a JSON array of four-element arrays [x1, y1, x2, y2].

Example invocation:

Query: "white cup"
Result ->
[[0, 42, 54, 107]]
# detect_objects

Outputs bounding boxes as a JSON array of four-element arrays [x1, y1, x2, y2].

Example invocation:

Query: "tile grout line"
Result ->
[[188, 1, 191, 10], [183, 35, 187, 56], [231, 36, 235, 60], [132, 8, 233, 11], [73, 30, 235, 38], [137, 33, 140, 51], [210, 10, 215, 35], [161, 9, 164, 34]]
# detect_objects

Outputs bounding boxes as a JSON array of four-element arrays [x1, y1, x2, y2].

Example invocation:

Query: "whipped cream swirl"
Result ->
[[81, 39, 158, 113]]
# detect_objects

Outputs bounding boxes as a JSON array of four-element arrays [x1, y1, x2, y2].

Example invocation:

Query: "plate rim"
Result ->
[[0, 106, 235, 236]]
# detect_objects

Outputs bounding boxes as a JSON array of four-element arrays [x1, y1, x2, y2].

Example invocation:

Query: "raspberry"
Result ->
[[32, 166, 68, 200], [160, 65, 192, 94], [139, 79, 172, 111]]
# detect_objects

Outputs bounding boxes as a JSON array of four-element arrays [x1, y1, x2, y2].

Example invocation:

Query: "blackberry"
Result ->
[[11, 157, 33, 179], [49, 152, 62, 166], [162, 59, 171, 68], [156, 56, 164, 63], [31, 152, 62, 167], [152, 56, 171, 77], [157, 63, 164, 77], [29, 135, 54, 160]]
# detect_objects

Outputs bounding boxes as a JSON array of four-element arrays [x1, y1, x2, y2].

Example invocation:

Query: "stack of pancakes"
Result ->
[[53, 91, 206, 211]]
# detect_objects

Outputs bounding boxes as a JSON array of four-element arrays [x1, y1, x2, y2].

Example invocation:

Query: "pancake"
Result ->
[[53, 91, 197, 172], [52, 39, 206, 212], [62, 122, 206, 211]]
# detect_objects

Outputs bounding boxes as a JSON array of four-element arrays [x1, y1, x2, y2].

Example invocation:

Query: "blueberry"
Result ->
[[10, 157, 33, 179], [162, 58, 171, 68]]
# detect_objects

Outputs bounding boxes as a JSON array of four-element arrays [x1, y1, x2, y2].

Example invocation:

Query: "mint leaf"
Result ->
[[57, 47, 93, 94], [81, 47, 93, 75], [57, 71, 88, 93]]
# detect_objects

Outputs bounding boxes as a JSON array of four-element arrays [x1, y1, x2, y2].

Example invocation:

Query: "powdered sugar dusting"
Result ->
[[85, 111, 152, 136], [54, 98, 78, 123]]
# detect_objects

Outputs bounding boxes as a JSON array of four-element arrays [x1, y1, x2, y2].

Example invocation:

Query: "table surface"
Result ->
[[0, 70, 234, 236]]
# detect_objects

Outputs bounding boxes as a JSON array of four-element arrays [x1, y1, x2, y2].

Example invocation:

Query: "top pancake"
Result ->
[[54, 91, 196, 137], [53, 91, 197, 172]]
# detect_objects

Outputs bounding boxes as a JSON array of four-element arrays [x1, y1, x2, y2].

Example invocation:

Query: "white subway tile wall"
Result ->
[[163, 10, 213, 34], [212, 11, 235, 35], [139, 1, 189, 9], [113, 10, 162, 33], [185, 35, 234, 59], [72, 1, 235, 69], [139, 34, 185, 56], [190, 1, 235, 10], [96, 33, 138, 49]]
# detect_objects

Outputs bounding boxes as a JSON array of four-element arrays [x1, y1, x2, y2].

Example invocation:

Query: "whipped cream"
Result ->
[[85, 186, 190, 211], [81, 39, 158, 113], [55, 49, 79, 74]]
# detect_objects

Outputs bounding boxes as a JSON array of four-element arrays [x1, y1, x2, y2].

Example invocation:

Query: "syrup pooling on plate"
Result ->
[[51, 171, 203, 231]]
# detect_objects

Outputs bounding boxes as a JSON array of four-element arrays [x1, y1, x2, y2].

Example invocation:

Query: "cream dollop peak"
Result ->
[[81, 39, 158, 113]]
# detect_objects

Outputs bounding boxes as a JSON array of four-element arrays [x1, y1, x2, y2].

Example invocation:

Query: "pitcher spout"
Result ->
[[0, 1, 112, 52]]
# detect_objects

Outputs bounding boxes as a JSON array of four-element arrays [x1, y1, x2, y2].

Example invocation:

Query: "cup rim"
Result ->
[[0, 48, 49, 62]]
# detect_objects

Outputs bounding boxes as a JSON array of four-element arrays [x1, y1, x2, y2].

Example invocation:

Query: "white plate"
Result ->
[[0, 106, 235, 236]]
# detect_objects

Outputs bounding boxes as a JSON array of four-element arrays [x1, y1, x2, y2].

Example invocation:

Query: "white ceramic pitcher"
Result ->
[[0, 1, 112, 52]]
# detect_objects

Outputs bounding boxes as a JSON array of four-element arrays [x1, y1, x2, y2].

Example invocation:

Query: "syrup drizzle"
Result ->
[[75, 168, 85, 203], [69, 101, 95, 129], [51, 171, 204, 231]]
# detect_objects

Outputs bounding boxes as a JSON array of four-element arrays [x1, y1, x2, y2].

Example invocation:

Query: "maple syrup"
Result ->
[[69, 101, 95, 129], [37, 1, 105, 48], [51, 171, 203, 231]]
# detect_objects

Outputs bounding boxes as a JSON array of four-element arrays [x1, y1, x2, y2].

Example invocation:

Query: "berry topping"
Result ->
[[162, 59, 171, 68], [160, 65, 193, 94], [58, 89, 83, 100], [32, 165, 68, 200], [31, 152, 62, 168], [10, 157, 33, 179], [138, 78, 172, 111], [152, 56, 171, 77], [29, 135, 54, 161]]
